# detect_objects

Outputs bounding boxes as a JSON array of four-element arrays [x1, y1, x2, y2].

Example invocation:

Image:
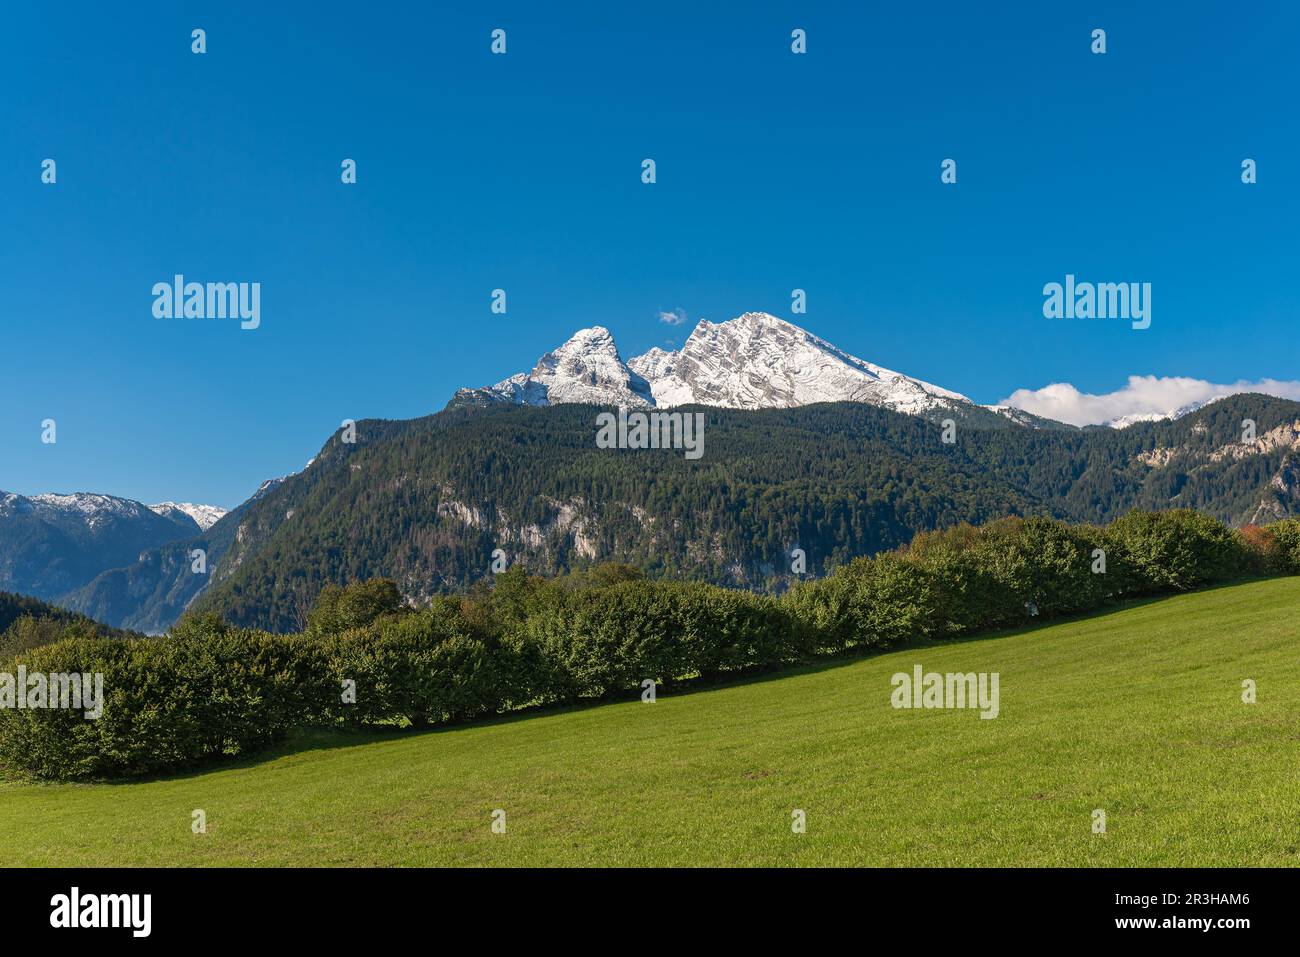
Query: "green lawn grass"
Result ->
[[3, 577, 1299, 866]]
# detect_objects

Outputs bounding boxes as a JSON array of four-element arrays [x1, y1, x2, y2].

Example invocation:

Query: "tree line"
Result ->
[[4, 510, 1299, 781]]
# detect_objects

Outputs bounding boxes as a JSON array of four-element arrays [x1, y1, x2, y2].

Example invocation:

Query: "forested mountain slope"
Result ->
[[191, 394, 1300, 631]]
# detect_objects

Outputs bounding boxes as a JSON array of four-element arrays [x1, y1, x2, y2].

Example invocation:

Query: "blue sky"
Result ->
[[2, 1, 1297, 507]]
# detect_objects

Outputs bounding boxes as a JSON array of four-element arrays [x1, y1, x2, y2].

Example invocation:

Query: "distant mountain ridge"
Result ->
[[57, 477, 287, 634], [0, 486, 259, 633], [148, 502, 228, 531], [0, 490, 203, 601], [1105, 399, 1218, 430]]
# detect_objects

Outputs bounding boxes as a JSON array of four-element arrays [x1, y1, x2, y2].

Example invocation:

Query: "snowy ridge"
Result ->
[[1105, 399, 1217, 430], [982, 405, 1044, 427], [1, 491, 162, 529], [452, 311, 1241, 430], [459, 326, 655, 409], [0, 491, 227, 534], [630, 312, 971, 414], [149, 502, 229, 531], [458, 312, 975, 419]]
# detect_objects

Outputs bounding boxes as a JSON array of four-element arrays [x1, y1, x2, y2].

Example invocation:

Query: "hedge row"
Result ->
[[3, 511, 1298, 780], [0, 628, 329, 780], [786, 510, 1272, 648]]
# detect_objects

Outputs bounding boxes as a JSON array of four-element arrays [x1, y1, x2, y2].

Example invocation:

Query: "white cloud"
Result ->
[[657, 307, 687, 326], [1000, 375, 1300, 427]]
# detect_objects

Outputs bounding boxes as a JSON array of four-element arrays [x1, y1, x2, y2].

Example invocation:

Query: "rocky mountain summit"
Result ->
[[452, 312, 978, 420]]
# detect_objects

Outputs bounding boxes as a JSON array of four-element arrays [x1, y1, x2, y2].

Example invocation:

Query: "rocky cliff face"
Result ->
[[1131, 418, 1300, 524]]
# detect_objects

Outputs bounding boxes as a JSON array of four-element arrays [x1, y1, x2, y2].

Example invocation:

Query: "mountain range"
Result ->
[[147, 502, 228, 531], [5, 312, 1299, 633], [0, 487, 254, 634], [452, 312, 1245, 430], [183, 389, 1300, 632], [0, 492, 216, 600], [452, 312, 1059, 424]]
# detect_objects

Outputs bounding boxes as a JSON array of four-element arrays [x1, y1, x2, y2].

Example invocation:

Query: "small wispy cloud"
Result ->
[[657, 307, 688, 326], [1000, 375, 1300, 427]]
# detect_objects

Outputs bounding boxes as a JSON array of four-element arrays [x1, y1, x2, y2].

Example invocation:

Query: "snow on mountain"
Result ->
[[0, 491, 213, 603], [983, 405, 1045, 427], [255, 476, 289, 497], [625, 346, 693, 406], [1, 491, 163, 530], [1106, 412, 1173, 429], [149, 502, 229, 531], [458, 326, 656, 409], [453, 312, 1248, 431], [0, 491, 227, 534], [458, 312, 974, 419], [631, 312, 971, 414], [453, 316, 1279, 433], [1105, 399, 1217, 430]]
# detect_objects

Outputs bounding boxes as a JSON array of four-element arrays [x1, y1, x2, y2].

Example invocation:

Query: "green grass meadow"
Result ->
[[3, 578, 1298, 866]]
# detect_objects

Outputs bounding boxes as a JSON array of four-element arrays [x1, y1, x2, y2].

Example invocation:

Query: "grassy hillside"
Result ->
[[3, 577, 1298, 866]]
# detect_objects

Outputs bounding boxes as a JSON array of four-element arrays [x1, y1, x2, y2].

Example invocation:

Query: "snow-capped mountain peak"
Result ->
[[456, 311, 974, 419], [0, 491, 229, 534], [148, 502, 229, 531], [1104, 398, 1218, 429], [454, 325, 655, 408], [30, 492, 147, 517], [0, 490, 203, 544], [0, 491, 159, 529], [638, 311, 972, 414]]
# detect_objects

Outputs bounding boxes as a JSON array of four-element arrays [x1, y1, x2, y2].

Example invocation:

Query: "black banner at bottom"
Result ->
[[0, 867, 1284, 942]]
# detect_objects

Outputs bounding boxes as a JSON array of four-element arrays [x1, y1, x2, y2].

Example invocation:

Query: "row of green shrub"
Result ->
[[4, 511, 1299, 780]]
